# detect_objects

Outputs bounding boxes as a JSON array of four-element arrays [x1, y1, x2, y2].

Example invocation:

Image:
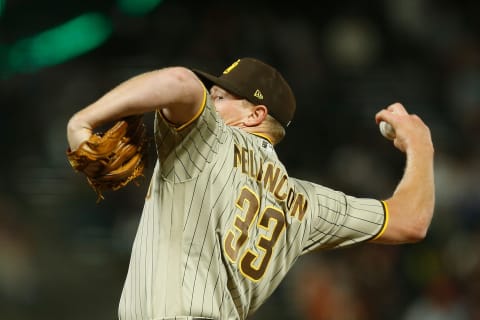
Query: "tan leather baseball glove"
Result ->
[[67, 115, 148, 202]]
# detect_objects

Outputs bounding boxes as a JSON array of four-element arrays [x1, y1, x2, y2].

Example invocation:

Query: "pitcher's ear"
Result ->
[[244, 105, 267, 127]]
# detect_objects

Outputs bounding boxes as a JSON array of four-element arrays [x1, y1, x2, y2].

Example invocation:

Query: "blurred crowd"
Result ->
[[1, 0, 479, 319]]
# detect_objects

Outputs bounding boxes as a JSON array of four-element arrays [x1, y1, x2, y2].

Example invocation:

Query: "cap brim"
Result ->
[[192, 69, 245, 100]]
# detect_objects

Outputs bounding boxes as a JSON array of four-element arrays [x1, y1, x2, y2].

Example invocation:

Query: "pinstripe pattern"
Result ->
[[118, 93, 386, 320]]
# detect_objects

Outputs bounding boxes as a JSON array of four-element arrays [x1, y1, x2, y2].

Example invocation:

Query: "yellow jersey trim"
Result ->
[[252, 132, 273, 145], [158, 87, 207, 131], [175, 87, 207, 131], [371, 200, 389, 241]]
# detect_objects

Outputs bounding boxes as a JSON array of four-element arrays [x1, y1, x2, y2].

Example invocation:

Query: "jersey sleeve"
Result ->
[[153, 88, 227, 182], [295, 179, 387, 254]]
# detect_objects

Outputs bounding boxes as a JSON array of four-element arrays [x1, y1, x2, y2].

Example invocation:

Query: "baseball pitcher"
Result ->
[[66, 57, 435, 320]]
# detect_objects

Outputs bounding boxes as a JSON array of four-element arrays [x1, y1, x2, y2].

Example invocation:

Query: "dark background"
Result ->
[[1, 0, 479, 319]]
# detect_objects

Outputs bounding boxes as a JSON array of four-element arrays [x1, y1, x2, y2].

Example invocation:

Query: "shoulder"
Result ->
[[158, 67, 207, 127]]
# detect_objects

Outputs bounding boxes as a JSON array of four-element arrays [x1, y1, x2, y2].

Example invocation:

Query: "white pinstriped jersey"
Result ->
[[118, 90, 387, 320]]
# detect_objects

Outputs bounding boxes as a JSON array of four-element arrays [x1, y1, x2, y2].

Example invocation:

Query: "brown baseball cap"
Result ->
[[192, 57, 296, 128]]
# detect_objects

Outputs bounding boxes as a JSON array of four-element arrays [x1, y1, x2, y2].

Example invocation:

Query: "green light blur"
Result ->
[[0, 0, 4, 17], [117, 0, 163, 15], [7, 12, 112, 74]]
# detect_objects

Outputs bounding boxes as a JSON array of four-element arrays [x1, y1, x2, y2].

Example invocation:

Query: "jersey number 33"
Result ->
[[224, 186, 286, 282]]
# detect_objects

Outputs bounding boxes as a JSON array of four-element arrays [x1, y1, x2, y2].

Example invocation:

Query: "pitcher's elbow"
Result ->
[[407, 227, 428, 243], [407, 214, 433, 243]]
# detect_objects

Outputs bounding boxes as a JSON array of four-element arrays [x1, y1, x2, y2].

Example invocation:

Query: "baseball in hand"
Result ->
[[379, 121, 396, 140]]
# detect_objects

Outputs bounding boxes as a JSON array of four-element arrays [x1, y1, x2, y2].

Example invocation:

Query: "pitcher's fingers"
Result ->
[[375, 109, 398, 124], [386, 102, 408, 115]]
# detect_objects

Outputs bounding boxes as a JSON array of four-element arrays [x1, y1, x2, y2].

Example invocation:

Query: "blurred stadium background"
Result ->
[[1, 0, 479, 319]]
